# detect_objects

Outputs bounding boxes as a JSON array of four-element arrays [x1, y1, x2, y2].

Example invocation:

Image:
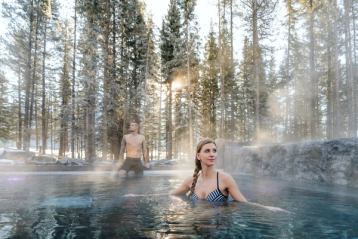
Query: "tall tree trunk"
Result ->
[[230, 0, 234, 62], [252, 0, 260, 136], [218, 0, 225, 137], [142, 22, 153, 137], [23, 0, 35, 151], [86, 101, 96, 162], [71, 0, 77, 159], [229, 0, 235, 139], [107, 2, 117, 161], [77, 103, 83, 159], [344, 0, 356, 136], [308, 3, 318, 139], [102, 0, 111, 160], [84, 16, 98, 163], [59, 37, 70, 157], [327, 0, 339, 139], [285, 0, 292, 140], [157, 82, 163, 160], [17, 69, 22, 149], [185, 6, 193, 155], [120, 7, 128, 142], [29, 8, 40, 151], [83, 109, 87, 161], [351, 1, 357, 136], [327, 33, 334, 139], [166, 82, 173, 159], [353, 2, 357, 64], [35, 92, 39, 151], [41, 20, 48, 154], [50, 94, 54, 154]]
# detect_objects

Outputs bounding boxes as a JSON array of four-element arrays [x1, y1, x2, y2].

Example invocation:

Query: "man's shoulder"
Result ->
[[138, 134, 145, 141], [123, 134, 132, 141]]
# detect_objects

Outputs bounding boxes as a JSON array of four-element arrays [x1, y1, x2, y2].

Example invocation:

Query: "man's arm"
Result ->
[[119, 135, 126, 161], [142, 136, 150, 168]]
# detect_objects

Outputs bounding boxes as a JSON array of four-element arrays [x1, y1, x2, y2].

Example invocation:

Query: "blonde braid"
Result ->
[[188, 159, 201, 197]]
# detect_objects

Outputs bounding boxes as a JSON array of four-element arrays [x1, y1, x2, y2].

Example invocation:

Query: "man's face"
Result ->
[[129, 122, 138, 132]]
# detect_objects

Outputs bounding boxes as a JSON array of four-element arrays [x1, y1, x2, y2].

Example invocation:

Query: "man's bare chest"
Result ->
[[125, 135, 143, 146]]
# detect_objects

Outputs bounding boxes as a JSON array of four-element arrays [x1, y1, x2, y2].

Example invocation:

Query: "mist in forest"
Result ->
[[0, 0, 356, 162]]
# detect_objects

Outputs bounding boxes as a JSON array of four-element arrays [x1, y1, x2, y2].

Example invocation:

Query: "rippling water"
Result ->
[[0, 170, 357, 238]]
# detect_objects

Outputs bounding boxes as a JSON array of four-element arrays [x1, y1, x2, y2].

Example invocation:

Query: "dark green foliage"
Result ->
[[0, 72, 11, 142], [200, 30, 219, 139], [160, 0, 183, 80]]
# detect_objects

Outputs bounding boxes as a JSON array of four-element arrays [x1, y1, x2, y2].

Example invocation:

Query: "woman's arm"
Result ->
[[123, 178, 191, 198], [170, 177, 192, 196], [224, 174, 288, 212], [225, 174, 248, 202]]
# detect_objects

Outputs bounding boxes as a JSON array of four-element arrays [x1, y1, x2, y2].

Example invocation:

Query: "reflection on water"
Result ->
[[0, 171, 357, 238], [41, 196, 93, 208]]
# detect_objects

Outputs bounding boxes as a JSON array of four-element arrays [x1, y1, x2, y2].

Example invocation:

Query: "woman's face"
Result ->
[[197, 143, 217, 167]]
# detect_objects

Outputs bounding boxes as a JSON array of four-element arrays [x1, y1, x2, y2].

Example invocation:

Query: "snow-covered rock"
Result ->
[[217, 138, 358, 187], [28, 155, 58, 165], [0, 149, 35, 161]]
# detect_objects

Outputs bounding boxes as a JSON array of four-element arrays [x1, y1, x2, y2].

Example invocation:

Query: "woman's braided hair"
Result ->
[[188, 138, 216, 197]]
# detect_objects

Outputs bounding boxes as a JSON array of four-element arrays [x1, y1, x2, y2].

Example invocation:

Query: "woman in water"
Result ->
[[171, 138, 247, 202]]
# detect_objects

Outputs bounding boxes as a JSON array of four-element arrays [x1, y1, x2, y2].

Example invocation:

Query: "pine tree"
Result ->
[[238, 37, 255, 142], [1, 0, 61, 151], [139, 15, 161, 161], [240, 0, 277, 140], [160, 0, 183, 159], [126, 0, 150, 118], [200, 29, 219, 139], [58, 27, 71, 157], [265, 50, 280, 140], [216, 0, 238, 139], [2, 29, 27, 149], [98, 0, 111, 160], [282, 0, 297, 141], [70, 0, 78, 159], [106, 0, 123, 161], [343, 0, 357, 136], [40, 0, 61, 154], [0, 72, 11, 142], [316, 0, 340, 139], [178, 0, 199, 153], [78, 0, 100, 162]]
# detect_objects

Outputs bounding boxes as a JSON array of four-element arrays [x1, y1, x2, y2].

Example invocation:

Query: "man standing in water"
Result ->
[[116, 120, 150, 176]]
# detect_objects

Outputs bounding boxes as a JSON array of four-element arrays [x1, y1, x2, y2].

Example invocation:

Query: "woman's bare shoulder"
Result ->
[[182, 175, 194, 185], [218, 170, 235, 182]]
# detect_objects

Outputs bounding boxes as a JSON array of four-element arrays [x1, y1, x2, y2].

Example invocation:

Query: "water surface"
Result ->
[[0, 170, 357, 238]]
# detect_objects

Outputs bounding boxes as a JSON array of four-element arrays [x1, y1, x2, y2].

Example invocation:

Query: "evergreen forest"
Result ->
[[0, 0, 357, 161]]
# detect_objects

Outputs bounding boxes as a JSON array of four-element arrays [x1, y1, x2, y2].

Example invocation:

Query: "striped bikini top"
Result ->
[[191, 171, 228, 202]]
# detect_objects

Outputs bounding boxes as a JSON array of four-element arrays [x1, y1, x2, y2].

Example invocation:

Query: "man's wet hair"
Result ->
[[129, 119, 139, 125]]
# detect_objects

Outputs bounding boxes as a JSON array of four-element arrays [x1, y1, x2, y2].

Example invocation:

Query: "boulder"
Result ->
[[218, 137, 358, 187], [28, 155, 58, 165], [0, 149, 35, 161], [56, 158, 88, 166]]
